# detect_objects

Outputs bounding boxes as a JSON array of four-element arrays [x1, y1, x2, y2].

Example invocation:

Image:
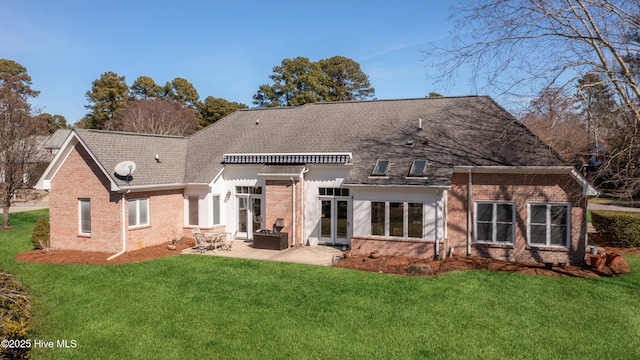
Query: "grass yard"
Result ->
[[1, 210, 640, 359]]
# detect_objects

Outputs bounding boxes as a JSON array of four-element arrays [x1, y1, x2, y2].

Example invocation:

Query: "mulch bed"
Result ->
[[14, 239, 636, 278], [15, 241, 194, 265], [333, 252, 631, 278]]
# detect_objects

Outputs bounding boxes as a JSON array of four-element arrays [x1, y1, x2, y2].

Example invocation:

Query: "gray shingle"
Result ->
[[75, 129, 188, 187], [74, 96, 566, 189]]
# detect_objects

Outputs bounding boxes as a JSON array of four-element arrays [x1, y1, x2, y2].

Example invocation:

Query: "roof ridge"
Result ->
[[75, 128, 187, 139]]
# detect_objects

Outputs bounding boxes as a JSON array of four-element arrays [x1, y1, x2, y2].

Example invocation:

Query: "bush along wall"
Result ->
[[591, 210, 640, 247], [30, 216, 50, 250], [0, 270, 31, 360]]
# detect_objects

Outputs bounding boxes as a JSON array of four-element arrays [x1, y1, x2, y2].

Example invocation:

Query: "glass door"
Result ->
[[319, 198, 350, 245], [336, 199, 349, 244]]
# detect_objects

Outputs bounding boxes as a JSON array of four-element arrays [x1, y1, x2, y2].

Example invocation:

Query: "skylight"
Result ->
[[371, 160, 390, 176], [408, 160, 427, 177]]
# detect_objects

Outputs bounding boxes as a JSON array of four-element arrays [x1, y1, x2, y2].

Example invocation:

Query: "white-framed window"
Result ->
[[212, 195, 221, 225], [128, 198, 149, 227], [369, 201, 424, 239], [474, 201, 515, 244], [188, 196, 199, 226], [528, 203, 570, 247], [79, 199, 91, 235]]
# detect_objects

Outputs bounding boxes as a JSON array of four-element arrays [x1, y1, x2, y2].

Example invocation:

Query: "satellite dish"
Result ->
[[114, 161, 136, 182]]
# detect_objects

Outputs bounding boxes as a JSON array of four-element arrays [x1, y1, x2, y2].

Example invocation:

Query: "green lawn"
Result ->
[[2, 210, 640, 359]]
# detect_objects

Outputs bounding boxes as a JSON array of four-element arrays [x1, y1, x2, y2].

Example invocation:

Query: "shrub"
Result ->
[[30, 216, 49, 250], [0, 270, 31, 360], [591, 210, 640, 247]]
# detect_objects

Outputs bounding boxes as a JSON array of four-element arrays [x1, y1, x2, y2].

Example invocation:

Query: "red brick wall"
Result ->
[[265, 179, 303, 247], [50, 143, 122, 253], [351, 236, 441, 259], [125, 190, 183, 250], [447, 172, 588, 265], [50, 143, 186, 253]]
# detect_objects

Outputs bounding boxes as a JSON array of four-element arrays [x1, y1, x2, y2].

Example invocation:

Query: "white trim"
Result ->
[[368, 200, 429, 240], [346, 184, 449, 190], [78, 198, 91, 235], [127, 198, 149, 228], [527, 202, 571, 248], [35, 130, 120, 191], [212, 194, 221, 226], [473, 201, 516, 244]]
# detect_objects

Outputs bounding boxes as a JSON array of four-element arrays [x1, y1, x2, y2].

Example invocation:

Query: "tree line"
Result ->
[[79, 55, 375, 136]]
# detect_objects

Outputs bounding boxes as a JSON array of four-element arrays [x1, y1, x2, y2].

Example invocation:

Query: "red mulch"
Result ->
[[334, 252, 631, 278], [15, 240, 194, 265], [14, 238, 636, 278]]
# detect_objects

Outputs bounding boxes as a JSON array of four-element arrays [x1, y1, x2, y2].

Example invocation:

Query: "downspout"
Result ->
[[435, 200, 440, 260], [299, 167, 309, 245], [107, 190, 129, 261], [467, 169, 472, 256], [291, 177, 296, 247]]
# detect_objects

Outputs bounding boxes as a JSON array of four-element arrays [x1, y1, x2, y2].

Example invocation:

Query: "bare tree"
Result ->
[[426, 0, 640, 195], [0, 59, 44, 229], [520, 88, 590, 164], [121, 99, 199, 136]]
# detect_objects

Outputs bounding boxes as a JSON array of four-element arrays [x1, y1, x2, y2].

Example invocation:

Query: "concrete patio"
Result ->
[[183, 239, 345, 266]]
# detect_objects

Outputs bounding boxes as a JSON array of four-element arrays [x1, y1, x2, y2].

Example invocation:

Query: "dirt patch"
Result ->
[[15, 240, 194, 265]]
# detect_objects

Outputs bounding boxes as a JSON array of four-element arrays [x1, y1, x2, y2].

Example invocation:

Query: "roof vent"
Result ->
[[405, 140, 414, 147], [418, 118, 423, 130]]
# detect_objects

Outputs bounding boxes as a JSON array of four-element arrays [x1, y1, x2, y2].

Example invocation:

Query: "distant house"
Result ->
[[36, 96, 597, 265]]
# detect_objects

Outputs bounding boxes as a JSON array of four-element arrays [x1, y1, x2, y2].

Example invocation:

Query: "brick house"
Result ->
[[36, 96, 597, 264]]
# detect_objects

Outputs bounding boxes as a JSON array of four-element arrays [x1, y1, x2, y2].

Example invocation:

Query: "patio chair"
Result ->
[[192, 228, 209, 253], [219, 233, 233, 251]]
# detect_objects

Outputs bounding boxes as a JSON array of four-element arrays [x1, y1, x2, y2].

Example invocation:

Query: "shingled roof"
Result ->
[[69, 96, 566, 189], [75, 129, 188, 188], [185, 96, 566, 187]]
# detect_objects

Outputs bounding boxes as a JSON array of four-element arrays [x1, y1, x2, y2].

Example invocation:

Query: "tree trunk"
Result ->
[[1, 205, 9, 229]]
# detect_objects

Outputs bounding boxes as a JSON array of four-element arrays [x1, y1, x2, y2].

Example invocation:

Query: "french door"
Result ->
[[319, 198, 350, 245], [237, 191, 263, 239]]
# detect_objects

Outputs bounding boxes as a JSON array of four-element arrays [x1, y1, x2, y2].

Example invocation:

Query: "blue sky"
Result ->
[[1, 0, 472, 125]]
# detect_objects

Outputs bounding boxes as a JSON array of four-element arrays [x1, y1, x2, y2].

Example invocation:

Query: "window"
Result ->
[[529, 204, 569, 247], [236, 186, 262, 194], [128, 198, 149, 227], [212, 195, 220, 225], [371, 160, 390, 176], [370, 201, 425, 239], [389, 202, 404, 237], [408, 203, 423, 238], [79, 199, 91, 234], [188, 196, 199, 226], [475, 202, 515, 243], [370, 202, 386, 236], [408, 160, 428, 177], [318, 188, 349, 197]]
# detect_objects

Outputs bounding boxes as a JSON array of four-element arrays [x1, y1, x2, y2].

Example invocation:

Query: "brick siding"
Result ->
[[447, 172, 587, 265], [264, 179, 303, 247], [350, 172, 587, 265], [49, 144, 185, 253]]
